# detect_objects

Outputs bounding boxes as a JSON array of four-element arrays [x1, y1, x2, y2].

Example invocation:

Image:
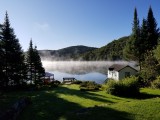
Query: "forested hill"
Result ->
[[38, 45, 97, 60], [76, 36, 129, 61], [39, 37, 129, 61]]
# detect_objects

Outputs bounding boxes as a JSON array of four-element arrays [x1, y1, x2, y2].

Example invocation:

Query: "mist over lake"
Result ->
[[42, 61, 136, 84]]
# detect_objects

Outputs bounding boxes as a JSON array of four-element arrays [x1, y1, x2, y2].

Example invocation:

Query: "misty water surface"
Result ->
[[42, 61, 135, 84]]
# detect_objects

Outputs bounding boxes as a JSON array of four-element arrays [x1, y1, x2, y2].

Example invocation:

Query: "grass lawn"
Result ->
[[0, 85, 160, 120]]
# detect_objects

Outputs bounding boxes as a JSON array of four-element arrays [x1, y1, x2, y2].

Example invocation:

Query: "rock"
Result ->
[[0, 97, 31, 120]]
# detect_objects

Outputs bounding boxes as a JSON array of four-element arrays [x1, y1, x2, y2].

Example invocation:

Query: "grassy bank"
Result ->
[[0, 85, 160, 120]]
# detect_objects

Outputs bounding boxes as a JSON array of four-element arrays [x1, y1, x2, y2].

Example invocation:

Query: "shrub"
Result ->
[[106, 79, 117, 94], [138, 71, 154, 87], [80, 81, 101, 91], [151, 76, 160, 89], [35, 80, 61, 90], [50, 80, 61, 88], [72, 80, 83, 84], [106, 76, 140, 97]]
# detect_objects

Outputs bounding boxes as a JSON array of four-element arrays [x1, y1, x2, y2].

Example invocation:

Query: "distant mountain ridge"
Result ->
[[77, 36, 129, 61], [39, 36, 130, 61], [38, 45, 97, 61]]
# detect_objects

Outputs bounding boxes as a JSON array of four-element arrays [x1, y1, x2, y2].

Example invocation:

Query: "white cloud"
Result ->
[[33, 22, 50, 32]]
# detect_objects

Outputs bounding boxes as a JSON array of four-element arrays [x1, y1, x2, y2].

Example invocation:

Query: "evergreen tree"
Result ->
[[139, 7, 159, 85], [33, 46, 45, 85], [138, 19, 148, 63], [124, 8, 141, 68], [26, 39, 35, 84], [0, 24, 5, 88], [140, 19, 148, 50], [146, 6, 159, 50], [26, 40, 45, 85], [1, 12, 26, 87]]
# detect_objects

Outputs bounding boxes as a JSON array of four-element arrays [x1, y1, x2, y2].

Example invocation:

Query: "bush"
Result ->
[[138, 71, 154, 87], [49, 80, 61, 88], [72, 80, 83, 84], [106, 79, 118, 95], [80, 81, 101, 91], [35, 80, 61, 90], [151, 76, 160, 89], [106, 76, 140, 97]]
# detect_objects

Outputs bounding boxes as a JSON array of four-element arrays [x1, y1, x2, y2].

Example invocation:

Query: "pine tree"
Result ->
[[1, 12, 26, 87], [146, 6, 159, 50]]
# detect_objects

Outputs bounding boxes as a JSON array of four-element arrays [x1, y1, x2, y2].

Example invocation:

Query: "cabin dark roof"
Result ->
[[108, 64, 137, 72]]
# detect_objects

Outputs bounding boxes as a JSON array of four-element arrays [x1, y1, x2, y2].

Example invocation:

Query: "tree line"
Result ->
[[124, 6, 160, 86], [0, 12, 45, 90]]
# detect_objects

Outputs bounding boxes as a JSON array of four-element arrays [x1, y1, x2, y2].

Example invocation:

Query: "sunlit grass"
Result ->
[[1, 85, 160, 120]]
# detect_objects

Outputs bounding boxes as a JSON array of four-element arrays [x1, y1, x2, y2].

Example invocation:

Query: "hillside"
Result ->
[[38, 45, 97, 61], [77, 36, 129, 61]]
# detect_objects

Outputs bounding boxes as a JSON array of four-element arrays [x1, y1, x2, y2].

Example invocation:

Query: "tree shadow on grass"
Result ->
[[18, 86, 132, 120], [136, 92, 160, 99], [53, 86, 114, 103], [18, 90, 132, 120], [113, 92, 160, 100], [67, 106, 132, 120], [18, 90, 83, 120]]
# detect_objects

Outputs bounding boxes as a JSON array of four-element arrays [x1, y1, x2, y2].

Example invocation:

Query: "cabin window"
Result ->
[[109, 70, 114, 75], [114, 72, 117, 77], [125, 72, 130, 77]]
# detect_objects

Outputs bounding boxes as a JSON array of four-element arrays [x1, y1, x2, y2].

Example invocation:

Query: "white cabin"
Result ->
[[108, 64, 138, 80]]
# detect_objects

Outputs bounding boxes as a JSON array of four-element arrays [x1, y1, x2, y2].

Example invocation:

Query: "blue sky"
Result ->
[[0, 0, 160, 51]]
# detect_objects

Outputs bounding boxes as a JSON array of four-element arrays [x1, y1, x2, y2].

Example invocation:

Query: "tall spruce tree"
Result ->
[[146, 6, 159, 50], [26, 40, 45, 85], [26, 39, 35, 84], [33, 46, 45, 85], [140, 19, 148, 49], [140, 7, 159, 81], [1, 12, 26, 87], [139, 19, 148, 62], [123, 8, 142, 68], [0, 24, 5, 88]]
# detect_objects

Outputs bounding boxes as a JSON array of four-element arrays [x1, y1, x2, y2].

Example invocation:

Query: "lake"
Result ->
[[42, 61, 135, 84]]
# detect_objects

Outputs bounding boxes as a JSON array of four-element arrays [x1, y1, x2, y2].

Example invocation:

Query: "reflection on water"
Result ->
[[49, 71, 106, 84], [42, 61, 135, 84]]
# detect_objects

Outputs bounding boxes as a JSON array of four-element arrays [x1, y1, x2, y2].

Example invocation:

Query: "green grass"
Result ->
[[0, 85, 160, 120]]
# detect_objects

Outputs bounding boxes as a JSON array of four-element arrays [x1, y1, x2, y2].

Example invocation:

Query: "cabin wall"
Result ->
[[119, 67, 137, 80], [108, 70, 119, 80]]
